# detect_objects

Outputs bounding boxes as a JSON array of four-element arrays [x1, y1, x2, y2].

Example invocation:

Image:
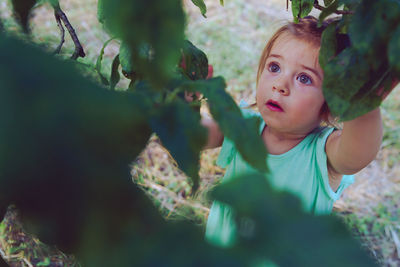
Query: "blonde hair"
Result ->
[[256, 16, 339, 126]]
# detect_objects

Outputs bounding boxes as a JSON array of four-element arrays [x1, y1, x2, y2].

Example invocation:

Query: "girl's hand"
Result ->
[[183, 64, 213, 102], [184, 91, 201, 102]]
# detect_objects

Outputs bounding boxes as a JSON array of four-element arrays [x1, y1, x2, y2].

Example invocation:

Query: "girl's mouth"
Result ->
[[266, 100, 284, 112]]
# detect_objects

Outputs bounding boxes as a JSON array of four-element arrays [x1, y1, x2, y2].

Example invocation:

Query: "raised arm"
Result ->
[[325, 108, 383, 175], [326, 81, 398, 175]]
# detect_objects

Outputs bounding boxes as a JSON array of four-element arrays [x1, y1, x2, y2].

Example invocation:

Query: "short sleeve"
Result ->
[[315, 127, 354, 201]]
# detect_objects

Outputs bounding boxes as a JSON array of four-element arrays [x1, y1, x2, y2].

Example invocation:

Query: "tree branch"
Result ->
[[313, 0, 354, 15], [53, 8, 85, 60]]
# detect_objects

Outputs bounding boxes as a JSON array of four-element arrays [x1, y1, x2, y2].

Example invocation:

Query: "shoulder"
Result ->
[[307, 126, 335, 145]]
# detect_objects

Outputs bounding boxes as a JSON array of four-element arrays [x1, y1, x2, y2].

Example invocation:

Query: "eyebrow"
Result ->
[[269, 54, 282, 59], [268, 54, 322, 81]]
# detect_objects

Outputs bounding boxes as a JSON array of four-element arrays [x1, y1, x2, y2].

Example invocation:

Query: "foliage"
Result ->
[[0, 0, 398, 265], [312, 0, 400, 120]]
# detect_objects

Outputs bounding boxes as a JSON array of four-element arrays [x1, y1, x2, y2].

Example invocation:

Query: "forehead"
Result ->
[[269, 33, 321, 69]]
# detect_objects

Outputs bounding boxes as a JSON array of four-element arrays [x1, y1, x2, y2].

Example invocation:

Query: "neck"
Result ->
[[262, 126, 312, 155]]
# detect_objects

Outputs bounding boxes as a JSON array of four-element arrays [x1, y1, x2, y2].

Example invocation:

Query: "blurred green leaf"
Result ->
[[119, 41, 143, 82], [0, 34, 155, 255], [119, 41, 133, 75], [213, 173, 377, 267], [46, 0, 60, 9], [322, 48, 370, 119], [182, 78, 268, 172], [319, 22, 338, 68], [180, 40, 209, 80], [97, 0, 106, 24], [149, 99, 207, 191], [320, 0, 400, 120], [349, 0, 400, 65], [191, 0, 207, 17], [389, 26, 400, 77], [98, 0, 185, 89], [10, 0, 36, 32]]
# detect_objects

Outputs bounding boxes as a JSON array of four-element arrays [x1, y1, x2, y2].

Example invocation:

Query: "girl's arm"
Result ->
[[325, 108, 383, 175], [326, 82, 398, 175], [201, 113, 224, 149]]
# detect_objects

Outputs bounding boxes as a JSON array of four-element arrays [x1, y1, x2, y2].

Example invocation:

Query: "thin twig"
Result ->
[[54, 12, 65, 55], [54, 8, 85, 60], [313, 0, 354, 15]]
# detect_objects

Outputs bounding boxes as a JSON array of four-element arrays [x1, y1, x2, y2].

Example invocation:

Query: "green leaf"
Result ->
[[319, 0, 339, 23], [0, 34, 154, 253], [213, 174, 378, 267], [388, 26, 400, 77], [349, 0, 400, 64], [10, 0, 37, 32], [322, 48, 370, 119], [110, 54, 120, 90], [149, 99, 207, 191], [99, 0, 185, 89], [119, 42, 132, 74], [191, 0, 207, 17], [46, 0, 60, 9], [95, 38, 115, 86], [324, 0, 334, 5], [180, 40, 209, 80], [97, 0, 106, 23], [220, 0, 224, 6], [182, 78, 268, 172], [291, 0, 314, 20], [319, 23, 337, 68]]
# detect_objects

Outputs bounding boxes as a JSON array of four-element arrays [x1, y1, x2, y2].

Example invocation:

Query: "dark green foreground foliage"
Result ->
[[0, 0, 398, 265], [0, 34, 376, 266]]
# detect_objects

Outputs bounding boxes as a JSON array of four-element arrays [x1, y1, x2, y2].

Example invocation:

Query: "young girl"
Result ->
[[201, 16, 388, 247]]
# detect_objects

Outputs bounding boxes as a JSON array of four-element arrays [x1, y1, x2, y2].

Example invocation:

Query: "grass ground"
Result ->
[[0, 0, 399, 266]]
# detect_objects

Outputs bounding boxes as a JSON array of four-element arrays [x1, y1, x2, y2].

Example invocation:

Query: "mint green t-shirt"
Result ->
[[205, 109, 354, 247]]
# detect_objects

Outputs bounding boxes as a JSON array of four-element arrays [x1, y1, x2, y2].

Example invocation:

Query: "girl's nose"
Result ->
[[272, 85, 290, 96]]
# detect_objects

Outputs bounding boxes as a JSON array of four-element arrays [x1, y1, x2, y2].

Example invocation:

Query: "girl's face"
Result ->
[[256, 34, 325, 135]]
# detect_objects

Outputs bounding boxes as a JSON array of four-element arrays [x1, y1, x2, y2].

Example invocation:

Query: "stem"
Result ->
[[54, 8, 85, 60], [313, 0, 354, 15]]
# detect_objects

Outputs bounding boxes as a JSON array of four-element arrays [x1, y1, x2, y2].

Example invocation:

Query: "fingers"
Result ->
[[184, 91, 195, 102], [184, 91, 202, 102]]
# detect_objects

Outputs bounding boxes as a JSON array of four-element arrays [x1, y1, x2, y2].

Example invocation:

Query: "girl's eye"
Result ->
[[268, 63, 280, 73], [297, 74, 312, 85]]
